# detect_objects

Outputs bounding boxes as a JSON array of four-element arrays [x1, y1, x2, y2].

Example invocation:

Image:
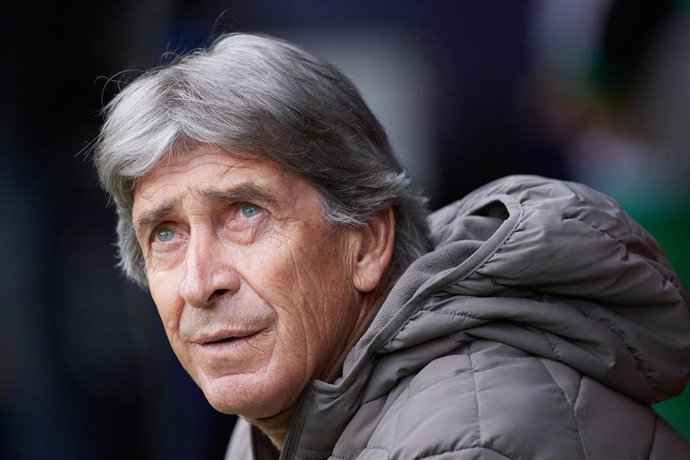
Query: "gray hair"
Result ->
[[94, 32, 431, 287]]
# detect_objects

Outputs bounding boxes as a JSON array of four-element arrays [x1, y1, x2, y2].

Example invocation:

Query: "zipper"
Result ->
[[280, 386, 314, 459]]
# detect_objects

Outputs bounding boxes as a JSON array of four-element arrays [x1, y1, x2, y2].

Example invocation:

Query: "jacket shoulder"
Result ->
[[363, 342, 586, 460]]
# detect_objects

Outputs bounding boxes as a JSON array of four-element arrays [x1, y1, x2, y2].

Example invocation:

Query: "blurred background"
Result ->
[[1, 0, 689, 458]]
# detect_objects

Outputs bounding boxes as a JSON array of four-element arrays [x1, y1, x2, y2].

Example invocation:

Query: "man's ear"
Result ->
[[352, 208, 395, 293]]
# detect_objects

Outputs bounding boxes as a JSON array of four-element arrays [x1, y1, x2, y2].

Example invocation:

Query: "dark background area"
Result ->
[[2, 1, 689, 459]]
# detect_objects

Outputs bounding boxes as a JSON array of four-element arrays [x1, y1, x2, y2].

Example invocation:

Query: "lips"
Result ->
[[205, 336, 237, 345], [199, 330, 258, 345]]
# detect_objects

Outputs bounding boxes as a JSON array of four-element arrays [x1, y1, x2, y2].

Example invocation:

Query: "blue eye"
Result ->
[[155, 227, 175, 242], [240, 203, 262, 218]]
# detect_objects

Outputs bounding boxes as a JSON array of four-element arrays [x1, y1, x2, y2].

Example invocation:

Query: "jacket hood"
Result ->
[[282, 175, 690, 458], [366, 175, 690, 400]]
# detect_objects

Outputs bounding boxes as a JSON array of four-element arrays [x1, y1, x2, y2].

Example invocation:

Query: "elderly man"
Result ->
[[94, 33, 690, 459]]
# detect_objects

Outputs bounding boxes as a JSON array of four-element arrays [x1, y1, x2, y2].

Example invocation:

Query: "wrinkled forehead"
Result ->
[[131, 145, 322, 224], [135, 145, 256, 188]]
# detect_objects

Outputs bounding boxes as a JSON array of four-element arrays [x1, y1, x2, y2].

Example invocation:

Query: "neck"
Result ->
[[246, 405, 296, 450]]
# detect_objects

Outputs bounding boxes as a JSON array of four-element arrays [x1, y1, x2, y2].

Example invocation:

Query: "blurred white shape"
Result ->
[[527, 0, 690, 209], [279, 25, 439, 198]]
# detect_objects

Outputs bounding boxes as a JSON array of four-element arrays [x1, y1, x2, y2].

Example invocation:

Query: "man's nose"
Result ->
[[179, 228, 240, 308]]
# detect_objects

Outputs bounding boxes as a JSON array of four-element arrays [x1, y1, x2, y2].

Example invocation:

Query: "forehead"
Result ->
[[132, 145, 315, 217], [138, 148, 277, 192]]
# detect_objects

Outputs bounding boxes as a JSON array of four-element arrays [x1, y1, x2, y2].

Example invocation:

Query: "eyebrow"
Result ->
[[135, 204, 177, 236], [134, 183, 282, 236], [200, 183, 280, 210]]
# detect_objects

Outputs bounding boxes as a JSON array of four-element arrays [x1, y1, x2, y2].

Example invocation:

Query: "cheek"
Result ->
[[251, 231, 356, 333], [251, 233, 349, 301], [148, 273, 185, 342], [150, 283, 198, 377]]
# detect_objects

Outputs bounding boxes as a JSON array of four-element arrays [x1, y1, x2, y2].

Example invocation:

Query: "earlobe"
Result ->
[[353, 208, 395, 293]]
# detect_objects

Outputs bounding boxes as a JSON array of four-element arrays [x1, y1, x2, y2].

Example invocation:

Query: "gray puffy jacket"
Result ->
[[227, 175, 690, 459]]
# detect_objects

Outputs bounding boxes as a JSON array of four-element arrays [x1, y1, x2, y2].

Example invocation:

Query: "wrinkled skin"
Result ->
[[132, 145, 393, 444]]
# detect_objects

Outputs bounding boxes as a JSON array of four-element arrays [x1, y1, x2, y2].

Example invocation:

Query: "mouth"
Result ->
[[204, 335, 244, 345], [199, 329, 262, 348]]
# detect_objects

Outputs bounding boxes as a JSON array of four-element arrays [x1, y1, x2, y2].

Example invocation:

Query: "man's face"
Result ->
[[132, 146, 367, 419]]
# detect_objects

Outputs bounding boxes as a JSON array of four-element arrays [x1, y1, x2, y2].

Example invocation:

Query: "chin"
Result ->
[[199, 372, 297, 419], [205, 394, 242, 415], [204, 392, 261, 418], [200, 375, 256, 415]]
